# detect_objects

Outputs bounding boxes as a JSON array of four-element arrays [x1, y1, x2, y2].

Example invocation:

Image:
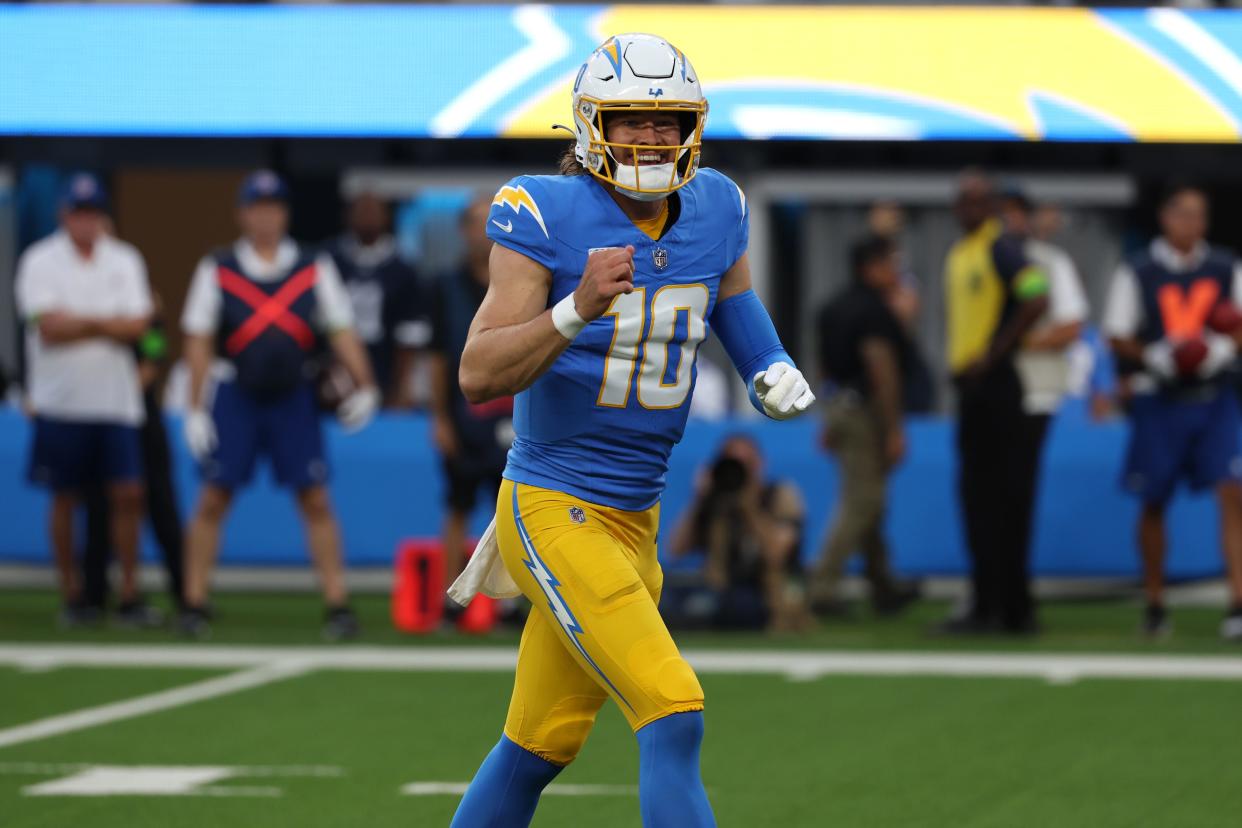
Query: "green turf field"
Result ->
[[3, 589, 1242, 827]]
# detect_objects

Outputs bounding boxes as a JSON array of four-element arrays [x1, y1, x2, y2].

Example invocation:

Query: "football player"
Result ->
[[448, 33, 814, 828]]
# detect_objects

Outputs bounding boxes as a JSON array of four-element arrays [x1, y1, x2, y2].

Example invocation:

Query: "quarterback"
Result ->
[[449, 34, 815, 828]]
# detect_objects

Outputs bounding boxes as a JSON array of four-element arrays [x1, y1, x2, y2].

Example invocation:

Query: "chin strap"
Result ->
[[614, 184, 669, 203], [612, 160, 679, 201]]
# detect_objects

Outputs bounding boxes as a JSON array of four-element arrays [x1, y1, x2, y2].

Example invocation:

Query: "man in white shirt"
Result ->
[[999, 189, 1090, 419], [15, 172, 153, 625], [179, 171, 380, 640], [1101, 184, 1242, 640]]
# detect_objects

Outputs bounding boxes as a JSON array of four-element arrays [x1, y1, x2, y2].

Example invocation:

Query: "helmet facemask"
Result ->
[[575, 98, 706, 201]]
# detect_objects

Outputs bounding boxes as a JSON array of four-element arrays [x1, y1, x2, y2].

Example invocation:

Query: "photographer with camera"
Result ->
[[666, 434, 810, 632]]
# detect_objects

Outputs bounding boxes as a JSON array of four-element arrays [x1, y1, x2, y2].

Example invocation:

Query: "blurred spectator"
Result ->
[[82, 298, 185, 618], [1101, 183, 1242, 640], [810, 235, 921, 618], [178, 170, 379, 640], [325, 192, 429, 409], [666, 434, 810, 632], [865, 200, 935, 412], [866, 201, 920, 329], [427, 195, 514, 601], [14, 172, 154, 626], [1031, 203, 1066, 245], [942, 169, 1049, 636], [1000, 187, 1088, 420]]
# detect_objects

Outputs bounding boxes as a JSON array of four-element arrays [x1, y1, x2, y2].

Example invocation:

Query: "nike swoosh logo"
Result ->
[[491, 219, 513, 233]]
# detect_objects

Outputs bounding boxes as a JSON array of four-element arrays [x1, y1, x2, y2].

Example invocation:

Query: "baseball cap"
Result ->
[[997, 180, 1033, 211], [60, 172, 108, 212], [238, 170, 290, 206]]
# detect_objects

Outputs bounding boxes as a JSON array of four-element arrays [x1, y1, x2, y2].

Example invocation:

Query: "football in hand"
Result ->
[[1207, 302, 1242, 335], [1173, 337, 1209, 378]]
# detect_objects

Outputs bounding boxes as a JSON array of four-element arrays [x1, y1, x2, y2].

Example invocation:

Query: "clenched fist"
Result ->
[[573, 246, 636, 320]]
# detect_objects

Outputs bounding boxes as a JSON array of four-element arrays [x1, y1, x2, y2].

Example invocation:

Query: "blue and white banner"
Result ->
[[4, 5, 1242, 141]]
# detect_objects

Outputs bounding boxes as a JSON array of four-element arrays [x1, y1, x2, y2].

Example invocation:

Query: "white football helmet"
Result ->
[[570, 33, 707, 200]]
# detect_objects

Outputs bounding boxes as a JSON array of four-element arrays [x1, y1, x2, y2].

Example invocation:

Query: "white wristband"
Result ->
[[551, 293, 588, 341]]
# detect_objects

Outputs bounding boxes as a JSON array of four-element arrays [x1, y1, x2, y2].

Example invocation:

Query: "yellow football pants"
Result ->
[[496, 480, 705, 766]]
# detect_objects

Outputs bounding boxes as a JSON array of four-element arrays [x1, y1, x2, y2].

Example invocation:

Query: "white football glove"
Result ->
[[183, 408, 217, 461], [753, 362, 815, 420], [1200, 332, 1238, 379], [1141, 340, 1177, 380], [338, 386, 380, 433]]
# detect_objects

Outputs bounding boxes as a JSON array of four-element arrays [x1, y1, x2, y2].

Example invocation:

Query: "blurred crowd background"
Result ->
[[6, 161, 1239, 641], [7, 2, 1242, 643]]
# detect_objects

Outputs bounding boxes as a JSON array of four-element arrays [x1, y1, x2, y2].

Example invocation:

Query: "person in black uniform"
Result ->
[[428, 195, 514, 597], [942, 170, 1050, 635], [810, 235, 921, 617], [325, 192, 428, 408]]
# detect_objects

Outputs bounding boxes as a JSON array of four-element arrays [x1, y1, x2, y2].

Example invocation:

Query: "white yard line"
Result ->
[[0, 659, 310, 750], [0, 762, 342, 777], [3, 763, 342, 798], [403, 781, 636, 797], [1, 644, 1240, 753], [2, 643, 1242, 684]]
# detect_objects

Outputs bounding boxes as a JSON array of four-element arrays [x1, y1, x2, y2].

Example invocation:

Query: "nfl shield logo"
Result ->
[[569, 506, 586, 524], [652, 247, 669, 270]]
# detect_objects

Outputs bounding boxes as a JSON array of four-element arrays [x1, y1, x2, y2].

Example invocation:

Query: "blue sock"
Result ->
[[636, 711, 716, 828], [450, 735, 563, 828]]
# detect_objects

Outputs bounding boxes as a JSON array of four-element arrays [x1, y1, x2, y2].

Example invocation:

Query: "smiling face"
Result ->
[[603, 111, 682, 167]]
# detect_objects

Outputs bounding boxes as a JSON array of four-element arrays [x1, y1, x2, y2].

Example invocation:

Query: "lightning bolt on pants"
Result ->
[[496, 481, 705, 766]]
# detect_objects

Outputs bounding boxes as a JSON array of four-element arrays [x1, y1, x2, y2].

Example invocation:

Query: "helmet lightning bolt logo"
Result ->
[[599, 38, 623, 82], [510, 486, 635, 714], [492, 185, 548, 239]]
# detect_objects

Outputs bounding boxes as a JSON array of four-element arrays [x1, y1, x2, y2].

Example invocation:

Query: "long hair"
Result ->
[[558, 142, 587, 176]]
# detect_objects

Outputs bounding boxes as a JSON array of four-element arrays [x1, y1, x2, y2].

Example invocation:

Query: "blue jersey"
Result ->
[[486, 169, 749, 510]]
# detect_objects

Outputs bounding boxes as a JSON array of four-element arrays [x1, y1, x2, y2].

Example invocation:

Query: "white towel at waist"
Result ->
[[446, 515, 522, 606]]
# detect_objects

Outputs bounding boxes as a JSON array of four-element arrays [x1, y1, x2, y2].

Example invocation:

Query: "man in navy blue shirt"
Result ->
[[1103, 184, 1242, 639], [325, 193, 428, 408], [180, 171, 379, 640]]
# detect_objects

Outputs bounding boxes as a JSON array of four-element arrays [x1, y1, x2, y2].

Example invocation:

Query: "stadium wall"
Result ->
[[0, 407, 1226, 580]]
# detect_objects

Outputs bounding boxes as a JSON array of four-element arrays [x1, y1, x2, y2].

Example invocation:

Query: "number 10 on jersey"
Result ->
[[596, 283, 709, 410]]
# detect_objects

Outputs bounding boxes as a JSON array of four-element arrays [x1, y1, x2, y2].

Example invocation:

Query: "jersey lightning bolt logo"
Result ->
[[510, 487, 635, 713], [492, 185, 549, 239]]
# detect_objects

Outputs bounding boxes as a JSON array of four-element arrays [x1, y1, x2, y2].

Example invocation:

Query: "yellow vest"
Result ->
[[945, 219, 1007, 373]]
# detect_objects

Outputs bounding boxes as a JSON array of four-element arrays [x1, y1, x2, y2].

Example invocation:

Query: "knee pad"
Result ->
[[654, 656, 704, 709], [510, 696, 601, 766], [533, 716, 593, 766]]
